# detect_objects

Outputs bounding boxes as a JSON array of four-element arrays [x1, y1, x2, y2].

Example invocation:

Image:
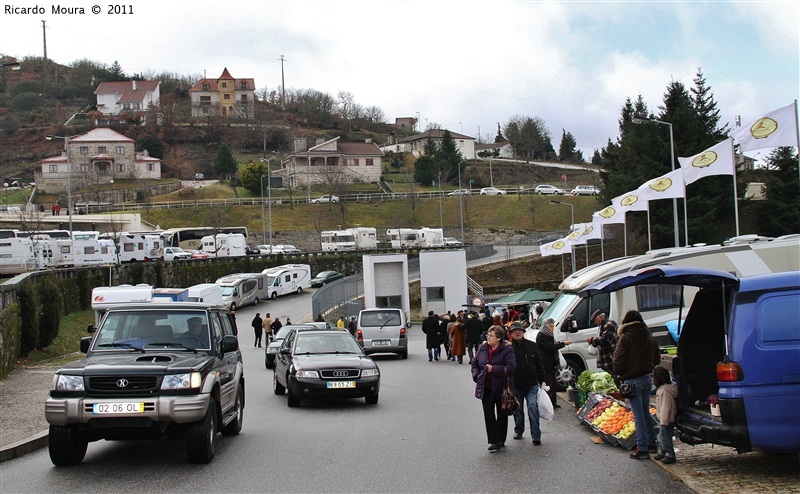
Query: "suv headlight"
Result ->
[[161, 372, 202, 390], [52, 374, 85, 391], [361, 369, 379, 377], [295, 370, 319, 378]]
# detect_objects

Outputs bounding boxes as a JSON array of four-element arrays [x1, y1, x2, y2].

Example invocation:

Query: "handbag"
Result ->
[[501, 374, 519, 416], [619, 382, 635, 398]]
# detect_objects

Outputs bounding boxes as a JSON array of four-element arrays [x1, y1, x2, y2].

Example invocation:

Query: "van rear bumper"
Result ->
[[676, 398, 751, 452]]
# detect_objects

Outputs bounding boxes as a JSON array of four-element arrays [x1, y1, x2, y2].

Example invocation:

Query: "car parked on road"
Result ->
[[265, 324, 309, 368], [311, 195, 339, 204], [45, 303, 244, 465], [534, 184, 565, 195], [186, 249, 209, 259], [273, 327, 380, 407], [192, 173, 205, 181], [310, 270, 345, 287], [272, 244, 302, 254], [447, 189, 471, 196], [163, 246, 193, 261], [571, 185, 600, 196], [480, 187, 506, 196], [443, 237, 463, 247]]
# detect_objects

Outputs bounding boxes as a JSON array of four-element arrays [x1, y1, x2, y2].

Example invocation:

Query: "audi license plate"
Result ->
[[327, 381, 355, 389], [372, 340, 390, 346], [92, 402, 145, 414]]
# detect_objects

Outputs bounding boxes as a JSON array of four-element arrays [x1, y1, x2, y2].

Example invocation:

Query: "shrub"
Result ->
[[38, 276, 62, 349], [18, 284, 40, 356]]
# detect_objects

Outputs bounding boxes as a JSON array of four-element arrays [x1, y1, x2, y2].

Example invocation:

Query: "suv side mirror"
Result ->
[[87, 324, 96, 333], [80, 337, 92, 353], [221, 335, 239, 354]]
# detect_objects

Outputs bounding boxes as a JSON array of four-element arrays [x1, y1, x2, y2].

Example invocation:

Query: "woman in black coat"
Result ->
[[535, 318, 572, 408]]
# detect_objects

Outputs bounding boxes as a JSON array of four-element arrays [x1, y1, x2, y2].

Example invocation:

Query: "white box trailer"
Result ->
[[90, 284, 154, 327], [261, 264, 312, 299], [533, 236, 800, 385], [215, 273, 268, 309], [201, 233, 247, 258]]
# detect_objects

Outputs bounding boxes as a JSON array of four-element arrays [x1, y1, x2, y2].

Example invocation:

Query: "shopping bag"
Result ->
[[538, 386, 554, 421]]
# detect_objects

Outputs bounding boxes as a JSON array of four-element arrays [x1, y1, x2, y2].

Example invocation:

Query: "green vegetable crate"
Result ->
[[577, 390, 588, 409]]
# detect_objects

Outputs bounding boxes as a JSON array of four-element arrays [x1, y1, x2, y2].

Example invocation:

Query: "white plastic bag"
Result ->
[[587, 344, 598, 356], [558, 350, 567, 369], [538, 386, 554, 421]]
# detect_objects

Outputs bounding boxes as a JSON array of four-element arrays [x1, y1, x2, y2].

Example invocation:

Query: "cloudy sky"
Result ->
[[1, 1, 797, 157]]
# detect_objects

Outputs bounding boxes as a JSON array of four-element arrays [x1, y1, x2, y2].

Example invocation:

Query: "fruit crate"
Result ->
[[594, 425, 619, 446], [577, 393, 603, 420], [576, 389, 588, 409], [615, 432, 637, 450]]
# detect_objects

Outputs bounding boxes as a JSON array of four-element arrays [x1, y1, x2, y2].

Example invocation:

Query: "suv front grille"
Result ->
[[319, 369, 360, 379], [88, 375, 159, 393]]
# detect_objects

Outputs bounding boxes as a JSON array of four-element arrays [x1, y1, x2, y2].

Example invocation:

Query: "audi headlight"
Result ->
[[52, 374, 85, 391], [361, 369, 379, 377], [295, 370, 319, 378], [161, 372, 202, 390]]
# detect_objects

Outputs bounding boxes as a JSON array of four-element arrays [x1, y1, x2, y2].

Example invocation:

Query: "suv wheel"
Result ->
[[49, 425, 87, 466], [222, 385, 244, 436], [273, 370, 285, 395], [186, 400, 217, 464]]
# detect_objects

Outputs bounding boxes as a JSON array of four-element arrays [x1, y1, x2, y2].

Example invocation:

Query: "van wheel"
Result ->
[[254, 297, 259, 305], [270, 292, 277, 300], [296, 287, 303, 294], [186, 400, 217, 464], [230, 303, 236, 311], [49, 425, 87, 466]]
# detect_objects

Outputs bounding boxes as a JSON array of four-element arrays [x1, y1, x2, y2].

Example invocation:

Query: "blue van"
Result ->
[[580, 266, 800, 454]]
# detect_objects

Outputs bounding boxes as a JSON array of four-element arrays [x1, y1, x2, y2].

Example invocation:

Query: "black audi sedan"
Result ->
[[273, 328, 380, 407]]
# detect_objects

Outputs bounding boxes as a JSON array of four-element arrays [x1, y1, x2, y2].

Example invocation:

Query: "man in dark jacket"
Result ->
[[421, 310, 442, 361], [509, 323, 547, 444], [252, 313, 263, 347], [587, 309, 619, 384], [464, 311, 484, 364]]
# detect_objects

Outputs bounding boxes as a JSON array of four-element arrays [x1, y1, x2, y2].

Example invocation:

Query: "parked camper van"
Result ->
[[580, 266, 800, 454], [201, 233, 247, 258], [356, 307, 408, 358], [261, 264, 311, 299], [0, 236, 34, 275], [90, 284, 154, 327], [216, 273, 268, 309], [187, 283, 224, 306], [72, 232, 116, 266], [118, 233, 163, 262], [321, 230, 356, 251], [532, 237, 800, 385]]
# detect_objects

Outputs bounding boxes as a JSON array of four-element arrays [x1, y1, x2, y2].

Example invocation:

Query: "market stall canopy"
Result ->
[[494, 288, 555, 305]]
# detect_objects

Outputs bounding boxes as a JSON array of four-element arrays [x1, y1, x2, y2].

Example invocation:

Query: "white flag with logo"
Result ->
[[731, 102, 799, 152], [593, 198, 626, 225], [634, 168, 686, 202], [539, 235, 574, 257], [678, 138, 736, 185]]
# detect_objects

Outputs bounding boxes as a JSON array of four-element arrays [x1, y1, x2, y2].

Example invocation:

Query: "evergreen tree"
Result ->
[[591, 149, 602, 166], [108, 60, 126, 82], [494, 123, 505, 142], [136, 135, 164, 159], [239, 161, 270, 195], [753, 147, 800, 236], [558, 129, 581, 163], [434, 130, 464, 184], [213, 143, 238, 178], [413, 155, 436, 185]]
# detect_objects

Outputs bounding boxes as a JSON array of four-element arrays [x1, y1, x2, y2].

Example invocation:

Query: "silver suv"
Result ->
[[45, 303, 244, 465]]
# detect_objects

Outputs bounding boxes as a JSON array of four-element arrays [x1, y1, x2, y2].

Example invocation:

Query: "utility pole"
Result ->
[[279, 55, 286, 109], [41, 20, 47, 60]]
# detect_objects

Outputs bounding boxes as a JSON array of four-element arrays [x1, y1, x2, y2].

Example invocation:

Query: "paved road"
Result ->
[[0, 296, 690, 493]]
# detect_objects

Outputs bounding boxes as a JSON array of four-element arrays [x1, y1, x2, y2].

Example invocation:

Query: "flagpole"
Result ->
[[730, 138, 740, 237], [646, 207, 652, 251], [683, 183, 689, 246], [794, 100, 800, 184]]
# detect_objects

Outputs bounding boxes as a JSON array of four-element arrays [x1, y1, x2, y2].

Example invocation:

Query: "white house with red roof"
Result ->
[[37, 128, 162, 194], [277, 136, 384, 187], [379, 129, 476, 159], [189, 68, 255, 118], [94, 80, 160, 115]]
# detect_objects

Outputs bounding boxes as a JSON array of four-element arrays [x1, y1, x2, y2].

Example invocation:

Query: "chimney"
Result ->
[[365, 138, 372, 144], [132, 80, 137, 90]]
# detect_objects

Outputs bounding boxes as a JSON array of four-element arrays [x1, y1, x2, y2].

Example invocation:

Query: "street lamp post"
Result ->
[[260, 156, 275, 250], [46, 133, 79, 237], [457, 160, 465, 243], [437, 172, 443, 230], [632, 116, 681, 247], [550, 200, 576, 273]]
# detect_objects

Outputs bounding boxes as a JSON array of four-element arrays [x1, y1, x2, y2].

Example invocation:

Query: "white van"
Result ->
[[356, 308, 408, 358], [261, 264, 311, 299], [201, 233, 247, 258], [187, 283, 224, 306], [0, 236, 34, 275], [533, 236, 800, 385], [216, 273, 268, 309], [90, 284, 154, 327]]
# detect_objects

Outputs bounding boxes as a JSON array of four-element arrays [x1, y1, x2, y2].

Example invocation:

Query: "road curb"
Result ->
[[0, 429, 48, 463]]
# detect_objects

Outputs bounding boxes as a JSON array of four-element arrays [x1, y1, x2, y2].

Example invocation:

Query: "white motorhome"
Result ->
[[321, 230, 356, 251], [90, 284, 154, 327], [187, 283, 224, 306], [215, 273, 268, 309], [72, 232, 117, 266], [118, 233, 163, 262], [0, 236, 34, 275], [32, 235, 55, 270], [201, 233, 247, 258], [53, 238, 75, 268], [416, 227, 444, 247], [532, 237, 800, 384], [386, 227, 444, 248], [350, 227, 378, 250], [261, 264, 312, 299]]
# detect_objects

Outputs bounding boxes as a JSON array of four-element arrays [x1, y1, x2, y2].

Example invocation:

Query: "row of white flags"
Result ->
[[540, 102, 799, 257]]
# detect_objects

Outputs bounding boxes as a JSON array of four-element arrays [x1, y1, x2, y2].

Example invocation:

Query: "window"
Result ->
[[224, 94, 230, 100], [240, 81, 247, 88], [147, 164, 154, 171], [98, 146, 107, 154], [116, 146, 124, 154], [426, 287, 445, 301], [221, 82, 227, 88], [366, 158, 374, 166], [240, 94, 247, 101], [758, 292, 800, 342], [202, 83, 210, 90], [636, 285, 683, 311], [81, 164, 89, 172], [84, 246, 95, 254], [80, 147, 88, 154], [376, 295, 402, 308], [49, 165, 58, 173], [117, 164, 125, 173]]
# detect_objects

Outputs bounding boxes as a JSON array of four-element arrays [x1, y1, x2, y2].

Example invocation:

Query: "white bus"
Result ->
[[261, 264, 312, 299], [321, 230, 356, 251]]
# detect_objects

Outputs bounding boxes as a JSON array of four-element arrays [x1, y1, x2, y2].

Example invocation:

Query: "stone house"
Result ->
[[276, 137, 384, 187]]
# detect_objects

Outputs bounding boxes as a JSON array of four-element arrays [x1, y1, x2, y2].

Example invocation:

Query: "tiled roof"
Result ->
[[337, 142, 384, 156], [70, 128, 134, 143], [397, 129, 474, 143], [189, 67, 256, 92], [95, 81, 159, 104]]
